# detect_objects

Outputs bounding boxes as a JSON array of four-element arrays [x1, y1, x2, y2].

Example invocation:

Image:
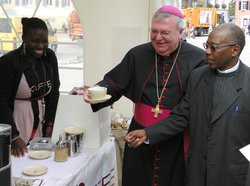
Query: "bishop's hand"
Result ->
[[124, 129, 147, 148]]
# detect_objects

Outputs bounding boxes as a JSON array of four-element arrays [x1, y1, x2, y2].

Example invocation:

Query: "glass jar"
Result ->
[[54, 135, 68, 162]]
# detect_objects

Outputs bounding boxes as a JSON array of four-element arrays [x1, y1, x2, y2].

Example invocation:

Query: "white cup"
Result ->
[[88, 86, 107, 100]]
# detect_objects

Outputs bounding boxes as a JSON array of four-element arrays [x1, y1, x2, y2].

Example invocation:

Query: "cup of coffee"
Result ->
[[88, 86, 107, 100]]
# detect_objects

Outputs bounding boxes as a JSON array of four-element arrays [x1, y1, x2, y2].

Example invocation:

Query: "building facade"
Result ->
[[182, 0, 230, 8], [0, 0, 73, 29], [235, 0, 250, 31]]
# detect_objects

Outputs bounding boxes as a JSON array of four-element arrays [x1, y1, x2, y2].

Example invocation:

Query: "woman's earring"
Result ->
[[44, 49, 47, 57], [22, 43, 26, 56]]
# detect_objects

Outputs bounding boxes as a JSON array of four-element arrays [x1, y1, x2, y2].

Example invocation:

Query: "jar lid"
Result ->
[[56, 135, 67, 148]]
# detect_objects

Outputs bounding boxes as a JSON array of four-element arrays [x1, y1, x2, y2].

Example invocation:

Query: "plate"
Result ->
[[22, 165, 48, 176], [84, 94, 112, 104], [28, 150, 52, 160]]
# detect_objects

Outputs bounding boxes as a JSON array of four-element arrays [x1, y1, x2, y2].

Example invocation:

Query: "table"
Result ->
[[12, 138, 118, 186], [111, 129, 127, 186]]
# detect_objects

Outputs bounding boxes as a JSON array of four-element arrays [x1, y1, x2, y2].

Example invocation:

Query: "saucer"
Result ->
[[22, 165, 48, 176], [28, 150, 52, 160], [85, 94, 112, 104]]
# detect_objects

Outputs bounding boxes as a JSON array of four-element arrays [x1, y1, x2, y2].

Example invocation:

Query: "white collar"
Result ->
[[217, 60, 240, 74]]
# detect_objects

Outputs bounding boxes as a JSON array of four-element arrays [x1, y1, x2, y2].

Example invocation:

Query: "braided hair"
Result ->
[[21, 17, 48, 36]]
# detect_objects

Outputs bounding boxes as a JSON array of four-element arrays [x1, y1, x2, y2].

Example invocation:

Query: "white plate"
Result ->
[[22, 165, 48, 176], [28, 150, 52, 160], [84, 94, 112, 104]]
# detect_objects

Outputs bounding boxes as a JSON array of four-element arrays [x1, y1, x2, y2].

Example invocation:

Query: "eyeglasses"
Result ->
[[203, 43, 236, 52], [149, 28, 172, 38]]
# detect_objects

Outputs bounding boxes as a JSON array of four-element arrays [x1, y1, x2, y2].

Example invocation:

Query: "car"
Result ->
[[0, 17, 58, 54]]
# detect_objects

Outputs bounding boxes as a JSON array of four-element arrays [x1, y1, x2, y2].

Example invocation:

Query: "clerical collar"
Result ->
[[217, 60, 240, 74]]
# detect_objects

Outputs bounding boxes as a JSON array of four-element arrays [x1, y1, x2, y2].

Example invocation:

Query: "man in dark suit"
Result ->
[[125, 23, 250, 186]]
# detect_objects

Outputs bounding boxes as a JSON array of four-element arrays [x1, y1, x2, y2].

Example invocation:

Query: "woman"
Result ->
[[0, 17, 60, 157]]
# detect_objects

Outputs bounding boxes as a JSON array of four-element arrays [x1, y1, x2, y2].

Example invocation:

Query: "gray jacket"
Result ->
[[145, 62, 250, 186]]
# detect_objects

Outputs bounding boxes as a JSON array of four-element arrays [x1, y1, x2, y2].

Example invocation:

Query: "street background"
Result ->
[[187, 35, 250, 66], [55, 32, 84, 93]]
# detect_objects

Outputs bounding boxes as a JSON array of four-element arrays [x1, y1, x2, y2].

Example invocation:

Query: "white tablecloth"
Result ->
[[12, 138, 118, 186]]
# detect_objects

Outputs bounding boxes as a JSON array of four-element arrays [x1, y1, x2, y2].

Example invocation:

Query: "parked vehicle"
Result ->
[[182, 7, 219, 36], [0, 16, 58, 54], [0, 17, 21, 53], [45, 19, 58, 52]]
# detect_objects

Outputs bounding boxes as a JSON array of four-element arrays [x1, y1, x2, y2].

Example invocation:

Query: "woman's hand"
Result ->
[[11, 137, 28, 157], [70, 85, 89, 95]]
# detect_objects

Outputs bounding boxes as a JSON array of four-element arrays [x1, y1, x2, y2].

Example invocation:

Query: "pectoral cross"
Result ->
[[151, 104, 162, 118]]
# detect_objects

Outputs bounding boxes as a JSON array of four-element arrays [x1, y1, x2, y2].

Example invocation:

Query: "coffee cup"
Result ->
[[88, 86, 107, 100]]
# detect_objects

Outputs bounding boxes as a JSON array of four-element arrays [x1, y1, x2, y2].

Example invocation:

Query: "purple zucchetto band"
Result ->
[[158, 5, 184, 19]]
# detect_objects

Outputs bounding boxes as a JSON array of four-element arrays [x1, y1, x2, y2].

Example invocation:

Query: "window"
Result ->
[[48, 0, 52, 6], [15, 0, 20, 5], [62, 0, 70, 7], [42, 0, 48, 6], [242, 1, 247, 10], [42, 0, 53, 6], [243, 18, 248, 26], [22, 0, 33, 6], [240, 1, 249, 10], [0, 0, 12, 4]]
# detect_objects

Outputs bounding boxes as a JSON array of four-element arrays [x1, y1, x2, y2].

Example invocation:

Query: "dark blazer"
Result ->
[[0, 45, 60, 136], [145, 62, 250, 186]]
